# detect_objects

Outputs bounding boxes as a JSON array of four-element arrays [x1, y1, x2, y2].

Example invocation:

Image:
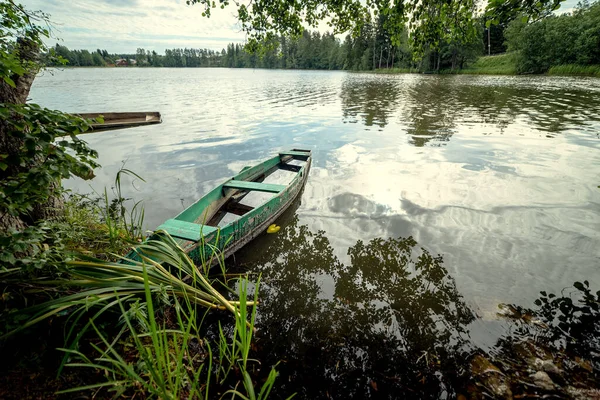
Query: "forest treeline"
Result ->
[[50, 0, 600, 74]]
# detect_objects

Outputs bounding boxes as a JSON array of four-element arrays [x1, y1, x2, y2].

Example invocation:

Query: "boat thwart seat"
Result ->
[[279, 150, 311, 161], [223, 180, 286, 193], [157, 219, 217, 242]]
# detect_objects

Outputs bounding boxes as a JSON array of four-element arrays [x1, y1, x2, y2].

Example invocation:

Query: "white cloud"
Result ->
[[21, 0, 247, 53]]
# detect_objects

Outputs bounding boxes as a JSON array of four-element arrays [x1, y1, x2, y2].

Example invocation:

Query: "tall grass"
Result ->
[[97, 166, 147, 247], [0, 233, 249, 339], [548, 64, 600, 77], [56, 266, 281, 399], [58, 263, 212, 399], [2, 232, 282, 398], [459, 53, 518, 75], [220, 278, 289, 400]]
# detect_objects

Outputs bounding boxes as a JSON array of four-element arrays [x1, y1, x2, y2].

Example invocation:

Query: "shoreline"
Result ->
[[52, 64, 600, 78]]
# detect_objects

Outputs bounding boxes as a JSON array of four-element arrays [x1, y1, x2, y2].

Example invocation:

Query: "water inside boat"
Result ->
[[212, 158, 308, 228]]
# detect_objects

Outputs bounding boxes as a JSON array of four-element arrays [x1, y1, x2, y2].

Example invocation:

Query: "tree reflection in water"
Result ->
[[228, 215, 600, 399], [338, 75, 600, 147], [234, 216, 475, 399]]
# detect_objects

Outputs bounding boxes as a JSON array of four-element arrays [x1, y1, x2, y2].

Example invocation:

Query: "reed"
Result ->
[[56, 266, 278, 399], [0, 232, 253, 341], [547, 64, 600, 77], [57, 262, 218, 399]]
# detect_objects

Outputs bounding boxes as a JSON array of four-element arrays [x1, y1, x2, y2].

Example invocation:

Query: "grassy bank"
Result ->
[[371, 54, 518, 75], [548, 64, 600, 77], [373, 54, 600, 77], [458, 53, 518, 75]]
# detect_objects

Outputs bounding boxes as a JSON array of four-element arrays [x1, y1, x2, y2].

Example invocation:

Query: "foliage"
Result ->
[[185, 0, 483, 59], [1, 228, 284, 398], [49, 22, 482, 73], [1, 1, 100, 230], [97, 167, 146, 246], [0, 0, 48, 87], [0, 104, 99, 218], [485, 0, 565, 25], [51, 44, 109, 67], [59, 294, 210, 399], [1, 232, 245, 340], [504, 1, 600, 74], [59, 274, 283, 400]]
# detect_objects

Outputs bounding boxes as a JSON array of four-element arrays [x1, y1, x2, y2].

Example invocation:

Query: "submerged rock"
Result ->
[[471, 354, 513, 399], [531, 370, 555, 391]]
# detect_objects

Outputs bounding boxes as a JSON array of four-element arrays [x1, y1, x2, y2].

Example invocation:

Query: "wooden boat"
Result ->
[[76, 112, 162, 132], [139, 149, 312, 266]]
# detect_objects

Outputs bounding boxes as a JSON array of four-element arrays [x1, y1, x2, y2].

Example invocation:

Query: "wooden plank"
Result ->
[[279, 151, 311, 158], [279, 163, 302, 172], [71, 112, 162, 133], [156, 219, 217, 242], [223, 180, 286, 193], [227, 202, 254, 216]]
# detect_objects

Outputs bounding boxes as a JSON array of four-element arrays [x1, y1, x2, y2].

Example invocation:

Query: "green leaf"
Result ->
[[3, 76, 16, 88]]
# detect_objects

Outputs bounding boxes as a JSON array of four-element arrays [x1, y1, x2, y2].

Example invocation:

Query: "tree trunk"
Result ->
[[451, 49, 457, 72], [0, 38, 64, 233], [372, 43, 376, 70], [386, 46, 391, 69], [379, 47, 383, 69], [391, 47, 395, 69]]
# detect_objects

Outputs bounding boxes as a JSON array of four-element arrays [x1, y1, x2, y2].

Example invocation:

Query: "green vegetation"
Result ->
[[1, 171, 282, 397], [548, 64, 600, 76], [504, 1, 600, 74], [0, 2, 283, 397], [50, 22, 479, 72], [53, 0, 600, 76], [459, 53, 518, 75]]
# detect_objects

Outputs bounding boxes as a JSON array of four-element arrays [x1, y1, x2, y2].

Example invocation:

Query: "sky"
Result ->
[[21, 0, 582, 54], [22, 0, 247, 53]]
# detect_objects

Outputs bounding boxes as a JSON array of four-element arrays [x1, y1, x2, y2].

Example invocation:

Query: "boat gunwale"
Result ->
[[170, 151, 312, 262]]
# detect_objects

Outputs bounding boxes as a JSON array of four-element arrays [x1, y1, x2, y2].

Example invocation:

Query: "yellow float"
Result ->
[[267, 224, 280, 234]]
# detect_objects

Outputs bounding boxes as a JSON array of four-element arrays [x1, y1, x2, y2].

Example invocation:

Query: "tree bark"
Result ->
[[386, 46, 390, 69], [0, 38, 64, 233]]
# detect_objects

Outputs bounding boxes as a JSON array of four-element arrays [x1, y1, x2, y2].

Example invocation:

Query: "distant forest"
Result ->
[[48, 12, 483, 72], [49, 1, 600, 74]]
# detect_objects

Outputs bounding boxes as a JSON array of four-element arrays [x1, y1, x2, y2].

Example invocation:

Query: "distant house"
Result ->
[[115, 58, 137, 67]]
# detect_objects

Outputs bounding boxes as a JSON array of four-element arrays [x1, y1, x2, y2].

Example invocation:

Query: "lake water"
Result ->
[[31, 68, 600, 397]]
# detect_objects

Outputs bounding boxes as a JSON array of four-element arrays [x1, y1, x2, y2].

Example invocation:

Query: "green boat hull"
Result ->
[[128, 149, 311, 266]]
